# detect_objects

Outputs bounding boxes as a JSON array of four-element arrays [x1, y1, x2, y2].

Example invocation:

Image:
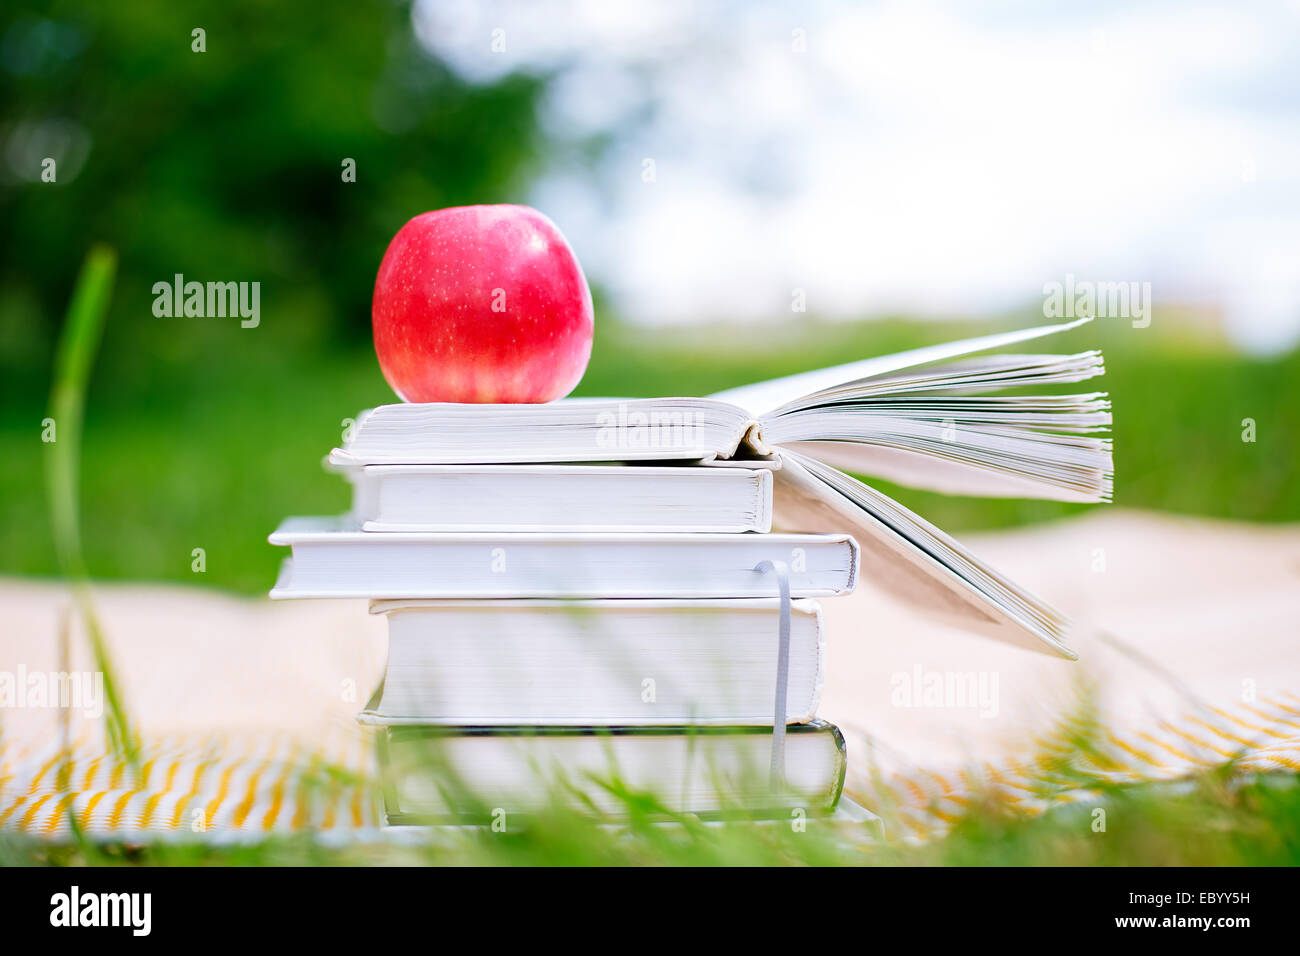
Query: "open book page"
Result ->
[[766, 351, 1105, 412], [710, 316, 1095, 416], [768, 405, 1113, 502], [780, 440, 1099, 500], [729, 332, 1112, 502], [772, 449, 1077, 658]]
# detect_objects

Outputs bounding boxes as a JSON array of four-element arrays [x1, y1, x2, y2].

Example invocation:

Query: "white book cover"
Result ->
[[269, 518, 858, 599], [345, 463, 772, 533], [360, 597, 824, 726], [382, 721, 846, 821]]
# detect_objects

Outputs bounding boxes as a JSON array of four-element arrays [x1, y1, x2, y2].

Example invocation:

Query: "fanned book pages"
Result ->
[[320, 318, 1111, 658]]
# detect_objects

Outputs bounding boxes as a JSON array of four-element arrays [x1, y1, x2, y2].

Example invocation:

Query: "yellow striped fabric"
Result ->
[[849, 692, 1300, 841], [3, 694, 1297, 840], [0, 730, 381, 838]]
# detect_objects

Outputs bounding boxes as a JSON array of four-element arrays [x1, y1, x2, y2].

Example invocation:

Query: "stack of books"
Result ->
[[269, 317, 1111, 825]]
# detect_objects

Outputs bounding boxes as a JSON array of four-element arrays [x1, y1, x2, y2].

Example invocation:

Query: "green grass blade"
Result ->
[[44, 244, 138, 768]]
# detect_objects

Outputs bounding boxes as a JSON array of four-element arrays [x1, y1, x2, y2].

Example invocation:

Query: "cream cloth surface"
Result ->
[[1, 509, 1296, 839], [820, 510, 1300, 838]]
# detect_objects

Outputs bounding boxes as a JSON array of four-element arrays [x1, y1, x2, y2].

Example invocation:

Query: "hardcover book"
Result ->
[[269, 521, 859, 599], [360, 597, 825, 726], [379, 721, 847, 824]]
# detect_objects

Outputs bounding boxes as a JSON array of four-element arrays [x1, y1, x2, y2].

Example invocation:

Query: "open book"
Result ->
[[330, 317, 1111, 659]]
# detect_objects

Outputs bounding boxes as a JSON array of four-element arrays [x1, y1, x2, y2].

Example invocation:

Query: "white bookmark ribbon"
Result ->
[[753, 559, 791, 790]]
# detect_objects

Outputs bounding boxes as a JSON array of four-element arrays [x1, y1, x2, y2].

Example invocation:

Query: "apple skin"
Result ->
[[372, 204, 594, 403]]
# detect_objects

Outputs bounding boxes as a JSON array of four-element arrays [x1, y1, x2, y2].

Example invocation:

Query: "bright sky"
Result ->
[[414, 0, 1300, 353]]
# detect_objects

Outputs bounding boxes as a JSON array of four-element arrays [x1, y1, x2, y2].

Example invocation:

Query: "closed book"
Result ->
[[344, 463, 773, 533], [269, 518, 858, 599], [360, 597, 824, 726], [378, 721, 847, 824]]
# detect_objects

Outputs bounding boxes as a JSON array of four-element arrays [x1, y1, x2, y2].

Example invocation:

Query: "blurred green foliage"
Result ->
[[5, 770, 1297, 867], [1, 0, 551, 409]]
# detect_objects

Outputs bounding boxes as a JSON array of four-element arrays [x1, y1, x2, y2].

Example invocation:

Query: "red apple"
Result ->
[[372, 204, 594, 403]]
